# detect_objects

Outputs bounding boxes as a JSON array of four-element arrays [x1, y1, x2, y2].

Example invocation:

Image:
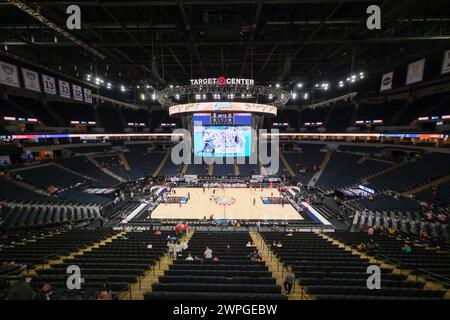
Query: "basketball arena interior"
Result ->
[[0, 0, 450, 304]]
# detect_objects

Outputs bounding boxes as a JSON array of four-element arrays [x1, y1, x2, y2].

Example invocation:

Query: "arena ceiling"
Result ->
[[0, 0, 450, 92]]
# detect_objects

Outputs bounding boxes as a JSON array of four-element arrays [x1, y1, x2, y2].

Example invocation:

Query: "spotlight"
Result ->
[[106, 83, 112, 89], [296, 83, 303, 88], [140, 93, 146, 101], [120, 85, 126, 92], [275, 83, 281, 88], [151, 93, 156, 100]]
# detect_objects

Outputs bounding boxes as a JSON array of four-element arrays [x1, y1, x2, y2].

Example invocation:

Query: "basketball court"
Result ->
[[151, 187, 303, 220]]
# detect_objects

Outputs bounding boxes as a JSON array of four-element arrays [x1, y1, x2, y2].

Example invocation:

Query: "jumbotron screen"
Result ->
[[193, 126, 252, 157]]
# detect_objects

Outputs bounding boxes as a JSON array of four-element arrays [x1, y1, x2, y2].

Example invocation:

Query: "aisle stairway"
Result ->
[[251, 232, 311, 300]]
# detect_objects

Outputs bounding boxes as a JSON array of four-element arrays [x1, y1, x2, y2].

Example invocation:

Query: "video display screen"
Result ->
[[192, 113, 252, 126], [193, 126, 252, 157]]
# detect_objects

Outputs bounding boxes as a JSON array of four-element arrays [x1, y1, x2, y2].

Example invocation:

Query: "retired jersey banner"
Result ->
[[83, 88, 93, 103], [72, 84, 83, 101], [0, 61, 20, 87], [442, 50, 450, 75], [22, 68, 41, 92], [42, 74, 57, 95], [58, 80, 71, 99], [406, 59, 425, 85], [380, 71, 393, 92]]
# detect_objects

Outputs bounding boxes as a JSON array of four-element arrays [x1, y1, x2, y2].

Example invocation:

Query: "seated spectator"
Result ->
[[7, 279, 35, 300], [37, 283, 56, 300], [246, 241, 252, 247], [402, 244, 413, 253], [365, 239, 379, 253], [185, 253, 194, 261], [367, 226, 374, 235], [356, 242, 366, 252], [276, 241, 283, 248], [211, 256, 220, 262]]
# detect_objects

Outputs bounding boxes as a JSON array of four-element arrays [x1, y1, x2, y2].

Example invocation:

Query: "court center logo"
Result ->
[[214, 196, 236, 206]]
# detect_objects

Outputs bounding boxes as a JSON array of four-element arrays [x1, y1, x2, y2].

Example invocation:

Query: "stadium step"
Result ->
[[279, 152, 296, 176], [120, 230, 195, 300], [319, 233, 450, 297], [363, 161, 405, 182], [403, 173, 450, 196], [308, 151, 332, 187], [86, 155, 125, 182], [3, 174, 51, 197], [29, 231, 127, 274], [53, 162, 96, 181], [250, 232, 313, 300], [119, 152, 131, 171], [153, 151, 171, 177]]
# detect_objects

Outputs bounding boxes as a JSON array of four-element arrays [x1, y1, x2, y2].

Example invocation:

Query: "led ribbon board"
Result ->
[[169, 102, 277, 117]]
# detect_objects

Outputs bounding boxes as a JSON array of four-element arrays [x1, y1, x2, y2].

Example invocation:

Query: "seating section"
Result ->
[[67, 145, 112, 154], [145, 232, 285, 300], [9, 95, 59, 127], [416, 181, 450, 206], [16, 165, 83, 190], [96, 155, 129, 179], [317, 153, 391, 190], [0, 229, 115, 266], [1, 203, 100, 230], [49, 101, 96, 126], [356, 100, 406, 126], [331, 232, 450, 288], [99, 107, 124, 133], [33, 230, 172, 293], [0, 178, 52, 203], [158, 158, 182, 176], [57, 157, 119, 187], [261, 232, 445, 300], [326, 106, 354, 132], [124, 145, 166, 177], [283, 144, 325, 183], [369, 153, 450, 192]]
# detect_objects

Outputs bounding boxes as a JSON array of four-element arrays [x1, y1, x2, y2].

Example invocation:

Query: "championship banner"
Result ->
[[406, 58, 425, 85], [42, 74, 57, 95], [442, 50, 450, 75], [22, 68, 41, 92], [0, 61, 20, 87], [83, 88, 93, 103], [58, 80, 71, 99], [72, 84, 83, 101], [380, 71, 393, 92]]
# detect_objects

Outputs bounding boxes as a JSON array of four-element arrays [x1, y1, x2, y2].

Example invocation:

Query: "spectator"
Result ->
[[246, 241, 252, 247], [185, 253, 194, 261], [276, 241, 283, 248], [204, 246, 213, 260], [356, 242, 366, 253], [402, 244, 413, 253], [366, 239, 378, 253], [284, 266, 295, 295], [211, 256, 220, 262], [168, 241, 175, 259], [175, 241, 183, 257], [97, 290, 112, 300], [7, 279, 35, 300]]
